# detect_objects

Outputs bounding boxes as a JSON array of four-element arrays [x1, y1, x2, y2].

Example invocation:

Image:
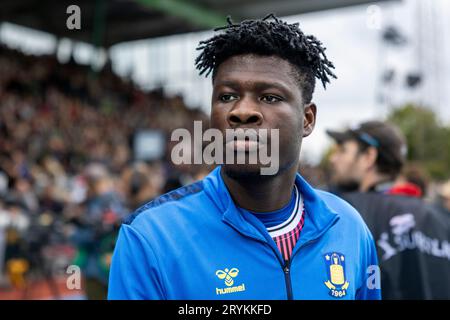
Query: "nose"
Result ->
[[227, 98, 263, 127]]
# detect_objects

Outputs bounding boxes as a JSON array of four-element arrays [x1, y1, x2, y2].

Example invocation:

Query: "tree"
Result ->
[[387, 104, 450, 179]]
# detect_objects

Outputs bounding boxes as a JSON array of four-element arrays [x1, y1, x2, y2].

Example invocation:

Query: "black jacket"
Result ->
[[340, 192, 450, 299]]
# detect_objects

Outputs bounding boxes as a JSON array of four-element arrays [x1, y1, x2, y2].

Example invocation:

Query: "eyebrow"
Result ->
[[214, 80, 293, 95]]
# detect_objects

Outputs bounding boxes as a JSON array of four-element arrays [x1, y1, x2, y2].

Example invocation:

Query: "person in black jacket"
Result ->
[[326, 121, 450, 299]]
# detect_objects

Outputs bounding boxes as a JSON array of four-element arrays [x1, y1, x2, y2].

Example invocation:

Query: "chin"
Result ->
[[222, 164, 268, 180]]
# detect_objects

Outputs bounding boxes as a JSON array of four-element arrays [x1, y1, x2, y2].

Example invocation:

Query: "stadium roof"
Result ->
[[0, 0, 396, 48]]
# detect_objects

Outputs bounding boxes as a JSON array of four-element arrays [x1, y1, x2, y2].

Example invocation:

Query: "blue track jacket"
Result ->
[[108, 166, 381, 300]]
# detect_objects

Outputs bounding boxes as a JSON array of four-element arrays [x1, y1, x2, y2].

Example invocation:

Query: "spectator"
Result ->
[[327, 120, 450, 299], [387, 164, 429, 198]]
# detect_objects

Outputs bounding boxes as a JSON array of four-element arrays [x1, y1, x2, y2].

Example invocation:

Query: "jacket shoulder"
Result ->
[[123, 180, 205, 225], [316, 189, 371, 232]]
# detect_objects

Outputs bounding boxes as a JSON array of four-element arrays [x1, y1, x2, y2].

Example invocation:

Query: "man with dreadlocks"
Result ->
[[108, 15, 381, 300]]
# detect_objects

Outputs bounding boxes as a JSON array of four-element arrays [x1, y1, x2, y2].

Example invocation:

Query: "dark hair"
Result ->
[[353, 121, 406, 179], [195, 14, 336, 103], [353, 141, 399, 179]]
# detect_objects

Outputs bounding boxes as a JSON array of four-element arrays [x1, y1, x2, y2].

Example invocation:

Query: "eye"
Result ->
[[261, 94, 283, 104], [219, 93, 238, 102]]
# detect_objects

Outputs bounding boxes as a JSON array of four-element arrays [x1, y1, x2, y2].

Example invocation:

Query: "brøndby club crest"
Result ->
[[324, 252, 349, 298]]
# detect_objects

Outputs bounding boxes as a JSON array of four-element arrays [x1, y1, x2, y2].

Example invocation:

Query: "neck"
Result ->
[[221, 165, 298, 212], [359, 171, 391, 192]]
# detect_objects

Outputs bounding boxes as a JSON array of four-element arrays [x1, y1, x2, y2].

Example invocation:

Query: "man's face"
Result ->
[[210, 54, 316, 178], [329, 140, 367, 190]]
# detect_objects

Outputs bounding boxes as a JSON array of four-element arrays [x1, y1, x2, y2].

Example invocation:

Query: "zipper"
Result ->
[[281, 215, 340, 299], [283, 261, 293, 300], [270, 239, 317, 300]]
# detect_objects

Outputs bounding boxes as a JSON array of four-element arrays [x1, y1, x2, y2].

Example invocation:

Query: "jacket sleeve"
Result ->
[[108, 223, 166, 300], [356, 229, 382, 300]]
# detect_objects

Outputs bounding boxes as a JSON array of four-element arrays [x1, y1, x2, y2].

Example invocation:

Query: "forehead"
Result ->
[[213, 54, 300, 91], [338, 139, 360, 151]]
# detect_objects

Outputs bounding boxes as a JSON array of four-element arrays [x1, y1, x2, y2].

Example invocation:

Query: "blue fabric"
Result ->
[[245, 188, 296, 228], [108, 166, 381, 300]]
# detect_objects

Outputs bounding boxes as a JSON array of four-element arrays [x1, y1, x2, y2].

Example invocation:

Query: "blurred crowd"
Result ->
[[0, 44, 209, 299]]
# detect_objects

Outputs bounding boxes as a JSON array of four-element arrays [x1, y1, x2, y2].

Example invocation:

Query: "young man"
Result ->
[[108, 15, 380, 300], [326, 121, 407, 195], [327, 121, 450, 299]]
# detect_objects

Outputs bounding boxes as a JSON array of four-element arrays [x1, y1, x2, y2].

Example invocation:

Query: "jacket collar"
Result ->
[[203, 166, 340, 245]]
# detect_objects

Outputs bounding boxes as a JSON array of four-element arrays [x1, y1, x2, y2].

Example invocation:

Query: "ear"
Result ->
[[303, 103, 317, 137], [363, 146, 378, 169]]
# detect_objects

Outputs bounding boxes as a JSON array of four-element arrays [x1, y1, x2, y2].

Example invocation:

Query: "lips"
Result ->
[[226, 139, 261, 152], [223, 129, 270, 152]]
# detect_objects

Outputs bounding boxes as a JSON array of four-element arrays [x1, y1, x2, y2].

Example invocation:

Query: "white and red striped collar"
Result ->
[[267, 185, 304, 238]]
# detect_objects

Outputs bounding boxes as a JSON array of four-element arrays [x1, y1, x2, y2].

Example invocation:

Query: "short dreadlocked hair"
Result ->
[[195, 14, 337, 103]]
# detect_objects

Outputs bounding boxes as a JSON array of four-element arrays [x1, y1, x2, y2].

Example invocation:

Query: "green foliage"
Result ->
[[387, 104, 450, 179]]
